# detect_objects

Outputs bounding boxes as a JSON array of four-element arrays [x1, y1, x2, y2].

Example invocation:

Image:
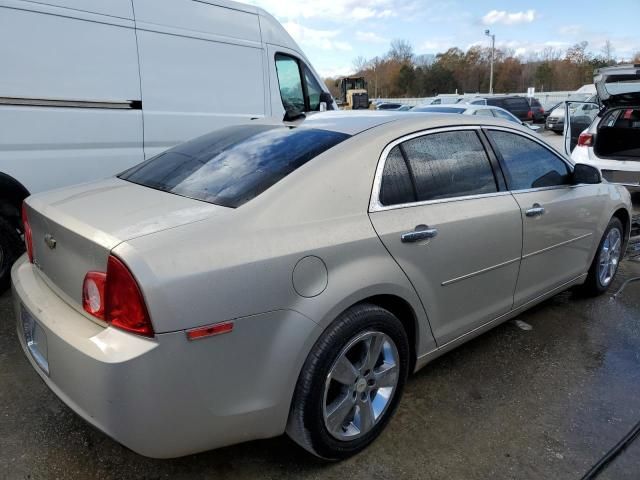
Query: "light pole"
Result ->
[[485, 29, 495, 95]]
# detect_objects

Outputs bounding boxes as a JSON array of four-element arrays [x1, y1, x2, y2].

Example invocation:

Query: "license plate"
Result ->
[[21, 305, 49, 375]]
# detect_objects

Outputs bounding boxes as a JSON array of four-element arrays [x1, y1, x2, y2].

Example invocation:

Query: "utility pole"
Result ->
[[485, 29, 495, 94]]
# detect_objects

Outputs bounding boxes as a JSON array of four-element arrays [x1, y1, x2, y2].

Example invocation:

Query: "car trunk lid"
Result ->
[[25, 177, 228, 310], [595, 65, 640, 108]]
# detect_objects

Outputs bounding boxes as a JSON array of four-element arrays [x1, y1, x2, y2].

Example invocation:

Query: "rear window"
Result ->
[[120, 125, 350, 208]]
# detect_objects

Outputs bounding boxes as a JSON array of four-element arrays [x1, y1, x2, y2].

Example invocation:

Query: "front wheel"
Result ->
[[286, 303, 410, 460], [580, 217, 624, 296]]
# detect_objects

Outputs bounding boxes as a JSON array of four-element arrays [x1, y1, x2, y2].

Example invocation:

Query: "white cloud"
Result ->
[[417, 38, 456, 53], [482, 9, 537, 26], [355, 31, 389, 44], [282, 21, 352, 51]]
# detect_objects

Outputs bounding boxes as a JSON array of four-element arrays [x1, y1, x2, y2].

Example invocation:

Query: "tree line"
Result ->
[[324, 39, 640, 99]]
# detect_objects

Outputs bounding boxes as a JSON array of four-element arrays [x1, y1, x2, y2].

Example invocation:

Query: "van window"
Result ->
[[304, 65, 323, 111], [275, 54, 305, 113], [275, 54, 325, 114], [120, 125, 350, 208]]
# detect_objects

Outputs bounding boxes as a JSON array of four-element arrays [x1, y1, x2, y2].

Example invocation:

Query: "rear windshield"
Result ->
[[412, 107, 466, 113], [120, 125, 350, 208]]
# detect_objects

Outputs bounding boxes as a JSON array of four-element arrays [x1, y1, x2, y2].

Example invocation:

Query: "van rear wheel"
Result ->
[[0, 216, 23, 293]]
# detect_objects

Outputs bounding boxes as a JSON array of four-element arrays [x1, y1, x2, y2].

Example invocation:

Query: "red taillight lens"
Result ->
[[82, 255, 154, 337], [540, 108, 545, 114], [21, 202, 34, 263], [578, 132, 593, 147], [527, 110, 533, 119]]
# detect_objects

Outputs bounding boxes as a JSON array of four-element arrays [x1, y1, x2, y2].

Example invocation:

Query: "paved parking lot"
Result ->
[[2, 260, 640, 479]]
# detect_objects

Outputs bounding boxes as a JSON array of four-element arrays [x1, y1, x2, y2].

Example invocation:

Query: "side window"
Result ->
[[400, 130, 497, 202], [303, 65, 322, 111], [474, 109, 494, 117], [488, 130, 571, 190], [379, 146, 415, 206], [275, 54, 304, 113], [432, 99, 441, 104]]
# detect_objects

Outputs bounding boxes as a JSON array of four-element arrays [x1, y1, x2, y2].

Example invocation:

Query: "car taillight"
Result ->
[[21, 202, 33, 263], [82, 255, 154, 337], [540, 108, 544, 114], [527, 110, 533, 119], [578, 132, 594, 147]]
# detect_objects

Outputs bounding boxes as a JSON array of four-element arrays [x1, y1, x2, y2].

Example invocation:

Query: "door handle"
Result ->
[[401, 224, 438, 243], [525, 204, 545, 217]]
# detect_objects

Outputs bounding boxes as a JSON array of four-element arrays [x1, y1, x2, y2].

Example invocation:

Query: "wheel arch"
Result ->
[[0, 172, 30, 229], [612, 207, 631, 249]]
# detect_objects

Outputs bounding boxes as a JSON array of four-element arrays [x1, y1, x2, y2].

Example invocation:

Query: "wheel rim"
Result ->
[[323, 330, 400, 441], [598, 227, 622, 287]]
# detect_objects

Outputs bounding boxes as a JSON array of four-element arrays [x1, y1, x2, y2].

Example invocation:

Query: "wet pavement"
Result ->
[[1, 256, 639, 480]]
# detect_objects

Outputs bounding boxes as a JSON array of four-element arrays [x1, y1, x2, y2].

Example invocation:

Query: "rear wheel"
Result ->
[[580, 217, 624, 296], [0, 216, 23, 293], [287, 303, 409, 460]]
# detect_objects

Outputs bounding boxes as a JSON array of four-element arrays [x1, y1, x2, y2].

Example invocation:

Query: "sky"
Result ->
[[246, 0, 640, 78]]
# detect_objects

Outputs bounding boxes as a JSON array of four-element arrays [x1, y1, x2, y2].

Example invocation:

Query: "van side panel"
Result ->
[[0, 3, 143, 194], [132, 0, 266, 158]]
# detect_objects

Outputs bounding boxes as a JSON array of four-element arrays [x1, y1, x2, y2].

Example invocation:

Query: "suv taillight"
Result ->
[[21, 202, 33, 263], [527, 110, 533, 119], [577, 132, 594, 147], [83, 255, 154, 337]]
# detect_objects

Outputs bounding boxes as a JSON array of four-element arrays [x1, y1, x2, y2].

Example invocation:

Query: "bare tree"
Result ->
[[601, 40, 615, 63], [352, 55, 368, 75], [388, 39, 414, 64]]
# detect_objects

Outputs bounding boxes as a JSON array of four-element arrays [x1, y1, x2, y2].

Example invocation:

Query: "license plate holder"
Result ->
[[21, 305, 49, 375]]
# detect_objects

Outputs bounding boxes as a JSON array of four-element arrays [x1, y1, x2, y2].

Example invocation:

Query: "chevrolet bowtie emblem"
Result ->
[[44, 233, 57, 250]]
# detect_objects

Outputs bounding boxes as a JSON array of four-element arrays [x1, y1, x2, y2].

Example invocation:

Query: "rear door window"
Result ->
[[120, 125, 350, 207], [378, 130, 497, 206], [488, 130, 570, 190]]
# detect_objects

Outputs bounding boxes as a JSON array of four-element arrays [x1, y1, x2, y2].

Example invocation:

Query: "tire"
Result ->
[[0, 216, 23, 293], [286, 303, 410, 460], [580, 217, 624, 296]]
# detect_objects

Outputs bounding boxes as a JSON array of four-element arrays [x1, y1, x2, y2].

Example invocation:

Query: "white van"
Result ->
[[0, 0, 335, 289]]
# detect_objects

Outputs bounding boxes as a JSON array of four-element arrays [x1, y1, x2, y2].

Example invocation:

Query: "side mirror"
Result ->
[[572, 163, 601, 185], [319, 92, 334, 110]]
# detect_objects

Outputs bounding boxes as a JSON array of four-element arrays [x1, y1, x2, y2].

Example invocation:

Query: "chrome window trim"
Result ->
[[369, 125, 504, 213]]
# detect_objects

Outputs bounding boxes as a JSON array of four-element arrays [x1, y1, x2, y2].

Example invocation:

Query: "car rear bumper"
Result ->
[[11, 255, 318, 458]]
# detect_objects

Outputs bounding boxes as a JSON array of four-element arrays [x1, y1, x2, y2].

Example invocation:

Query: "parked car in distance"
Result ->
[[467, 96, 532, 122], [410, 104, 541, 131], [546, 95, 598, 134], [527, 97, 545, 123], [0, 0, 335, 292], [567, 64, 640, 192], [376, 102, 406, 110], [543, 102, 562, 120], [14, 111, 631, 461]]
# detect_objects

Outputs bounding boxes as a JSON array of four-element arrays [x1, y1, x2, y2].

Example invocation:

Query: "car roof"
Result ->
[[296, 110, 529, 136]]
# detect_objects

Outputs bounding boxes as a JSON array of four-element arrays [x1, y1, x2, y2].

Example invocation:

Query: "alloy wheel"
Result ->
[[598, 227, 622, 287], [323, 331, 400, 441]]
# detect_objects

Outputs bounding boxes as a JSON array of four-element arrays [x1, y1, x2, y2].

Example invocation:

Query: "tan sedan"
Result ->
[[12, 112, 632, 460]]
